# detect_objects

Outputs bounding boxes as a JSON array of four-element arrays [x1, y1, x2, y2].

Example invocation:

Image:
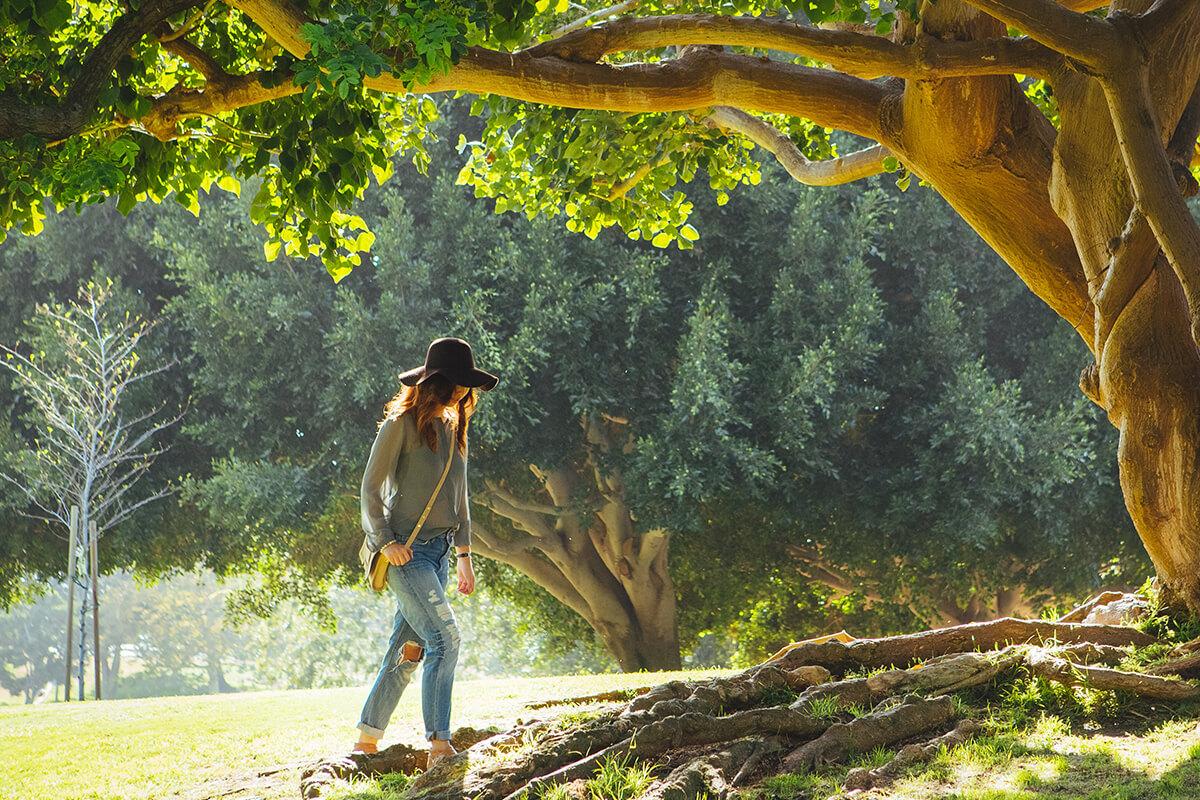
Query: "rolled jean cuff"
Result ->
[[427, 729, 451, 741], [358, 721, 387, 739]]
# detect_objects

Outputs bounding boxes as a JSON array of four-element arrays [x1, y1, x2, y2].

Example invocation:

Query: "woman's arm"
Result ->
[[360, 415, 406, 553], [452, 439, 471, 549]]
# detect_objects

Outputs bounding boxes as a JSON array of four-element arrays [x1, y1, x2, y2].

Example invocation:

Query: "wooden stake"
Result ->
[[64, 505, 79, 703], [90, 520, 100, 701]]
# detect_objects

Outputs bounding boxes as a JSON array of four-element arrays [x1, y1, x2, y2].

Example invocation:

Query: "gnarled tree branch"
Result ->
[[523, 12, 1062, 80], [963, 0, 1115, 66], [704, 106, 890, 186], [0, 0, 201, 140]]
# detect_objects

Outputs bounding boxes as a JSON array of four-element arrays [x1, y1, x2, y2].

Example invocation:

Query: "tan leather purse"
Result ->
[[359, 421, 458, 592]]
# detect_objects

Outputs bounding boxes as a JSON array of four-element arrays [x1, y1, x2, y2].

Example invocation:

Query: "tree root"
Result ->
[[841, 718, 981, 794], [1023, 648, 1200, 700], [794, 649, 1022, 711], [525, 686, 653, 709], [1148, 653, 1200, 680], [507, 705, 831, 800], [305, 618, 1198, 800], [766, 617, 1157, 675], [622, 663, 831, 720], [633, 737, 786, 800], [1054, 641, 1130, 666], [300, 726, 499, 799], [780, 694, 957, 772]]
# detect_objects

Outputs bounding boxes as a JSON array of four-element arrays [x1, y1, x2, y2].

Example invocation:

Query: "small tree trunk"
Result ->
[[63, 504, 79, 702], [76, 575, 88, 701], [89, 520, 100, 700], [103, 640, 122, 696]]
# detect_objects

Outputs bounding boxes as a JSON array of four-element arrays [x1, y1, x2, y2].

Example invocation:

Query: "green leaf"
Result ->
[[116, 190, 137, 216]]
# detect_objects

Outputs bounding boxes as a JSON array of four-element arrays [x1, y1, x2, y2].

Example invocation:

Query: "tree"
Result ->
[[0, 581, 65, 702], [1, 0, 1195, 612], [0, 279, 184, 695]]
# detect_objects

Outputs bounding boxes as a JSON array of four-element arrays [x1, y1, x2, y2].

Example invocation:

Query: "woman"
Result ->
[[353, 337, 499, 767]]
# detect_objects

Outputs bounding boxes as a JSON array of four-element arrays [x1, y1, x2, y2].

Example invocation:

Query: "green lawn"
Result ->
[[0, 669, 734, 800]]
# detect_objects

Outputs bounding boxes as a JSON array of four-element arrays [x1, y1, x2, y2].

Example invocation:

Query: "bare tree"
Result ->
[[0, 278, 185, 699]]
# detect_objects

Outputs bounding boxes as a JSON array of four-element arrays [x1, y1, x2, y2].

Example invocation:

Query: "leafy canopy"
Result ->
[[3, 0, 959, 280]]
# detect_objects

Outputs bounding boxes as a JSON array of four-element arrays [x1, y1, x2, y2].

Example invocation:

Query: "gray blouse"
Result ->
[[360, 410, 471, 552]]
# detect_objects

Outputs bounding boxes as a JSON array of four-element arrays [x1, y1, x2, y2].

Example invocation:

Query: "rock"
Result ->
[[1083, 594, 1150, 626]]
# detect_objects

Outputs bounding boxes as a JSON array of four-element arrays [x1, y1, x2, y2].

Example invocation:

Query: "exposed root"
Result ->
[[794, 649, 1022, 711], [622, 663, 831, 721], [1148, 653, 1200, 680], [766, 617, 1157, 675], [634, 738, 785, 800], [508, 705, 831, 800], [300, 726, 498, 799], [1054, 641, 1130, 666], [525, 686, 652, 709], [780, 694, 957, 773], [841, 718, 981, 794], [1024, 647, 1200, 700]]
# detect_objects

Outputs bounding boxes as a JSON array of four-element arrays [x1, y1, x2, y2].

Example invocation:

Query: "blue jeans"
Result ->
[[357, 531, 461, 741]]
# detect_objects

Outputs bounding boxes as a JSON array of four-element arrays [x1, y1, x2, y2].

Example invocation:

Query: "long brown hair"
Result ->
[[381, 373, 477, 455]]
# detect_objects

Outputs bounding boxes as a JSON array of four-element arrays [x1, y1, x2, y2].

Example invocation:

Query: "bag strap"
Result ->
[[400, 419, 458, 548]]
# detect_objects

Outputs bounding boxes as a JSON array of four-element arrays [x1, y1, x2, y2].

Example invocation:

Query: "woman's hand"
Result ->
[[456, 553, 475, 595], [381, 541, 412, 566]]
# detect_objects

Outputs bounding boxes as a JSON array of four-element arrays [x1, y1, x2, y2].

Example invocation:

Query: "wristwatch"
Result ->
[[456, 551, 472, 559]]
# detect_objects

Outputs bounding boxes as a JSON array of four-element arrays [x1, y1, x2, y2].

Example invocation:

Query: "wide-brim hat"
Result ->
[[399, 337, 499, 391]]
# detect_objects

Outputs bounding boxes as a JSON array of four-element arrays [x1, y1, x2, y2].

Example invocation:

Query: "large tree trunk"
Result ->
[[870, 1, 1200, 615], [1048, 2, 1200, 615], [473, 412, 681, 671]]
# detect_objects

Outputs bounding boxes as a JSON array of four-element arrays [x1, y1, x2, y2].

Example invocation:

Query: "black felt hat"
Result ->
[[399, 337, 499, 391]]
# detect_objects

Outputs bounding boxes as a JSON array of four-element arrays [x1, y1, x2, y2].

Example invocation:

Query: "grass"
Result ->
[[0, 668, 734, 800]]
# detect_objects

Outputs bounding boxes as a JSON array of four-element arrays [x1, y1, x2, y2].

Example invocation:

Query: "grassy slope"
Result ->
[[0, 669, 734, 800]]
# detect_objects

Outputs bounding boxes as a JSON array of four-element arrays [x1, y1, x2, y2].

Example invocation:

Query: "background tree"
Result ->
[[0, 279, 184, 695], [0, 581, 65, 703], [0, 206, 202, 609]]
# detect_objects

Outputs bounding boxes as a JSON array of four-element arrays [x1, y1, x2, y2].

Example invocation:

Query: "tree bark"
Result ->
[[472, 413, 681, 671], [1042, 4, 1200, 615]]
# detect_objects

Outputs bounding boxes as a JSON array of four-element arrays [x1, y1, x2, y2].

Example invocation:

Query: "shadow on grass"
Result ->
[[939, 745, 1200, 800]]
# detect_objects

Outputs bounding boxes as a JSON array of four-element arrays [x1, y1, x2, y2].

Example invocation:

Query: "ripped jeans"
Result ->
[[357, 530, 461, 741]]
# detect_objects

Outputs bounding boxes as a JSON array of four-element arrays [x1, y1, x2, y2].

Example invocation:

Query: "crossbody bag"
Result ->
[[358, 419, 458, 592]]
